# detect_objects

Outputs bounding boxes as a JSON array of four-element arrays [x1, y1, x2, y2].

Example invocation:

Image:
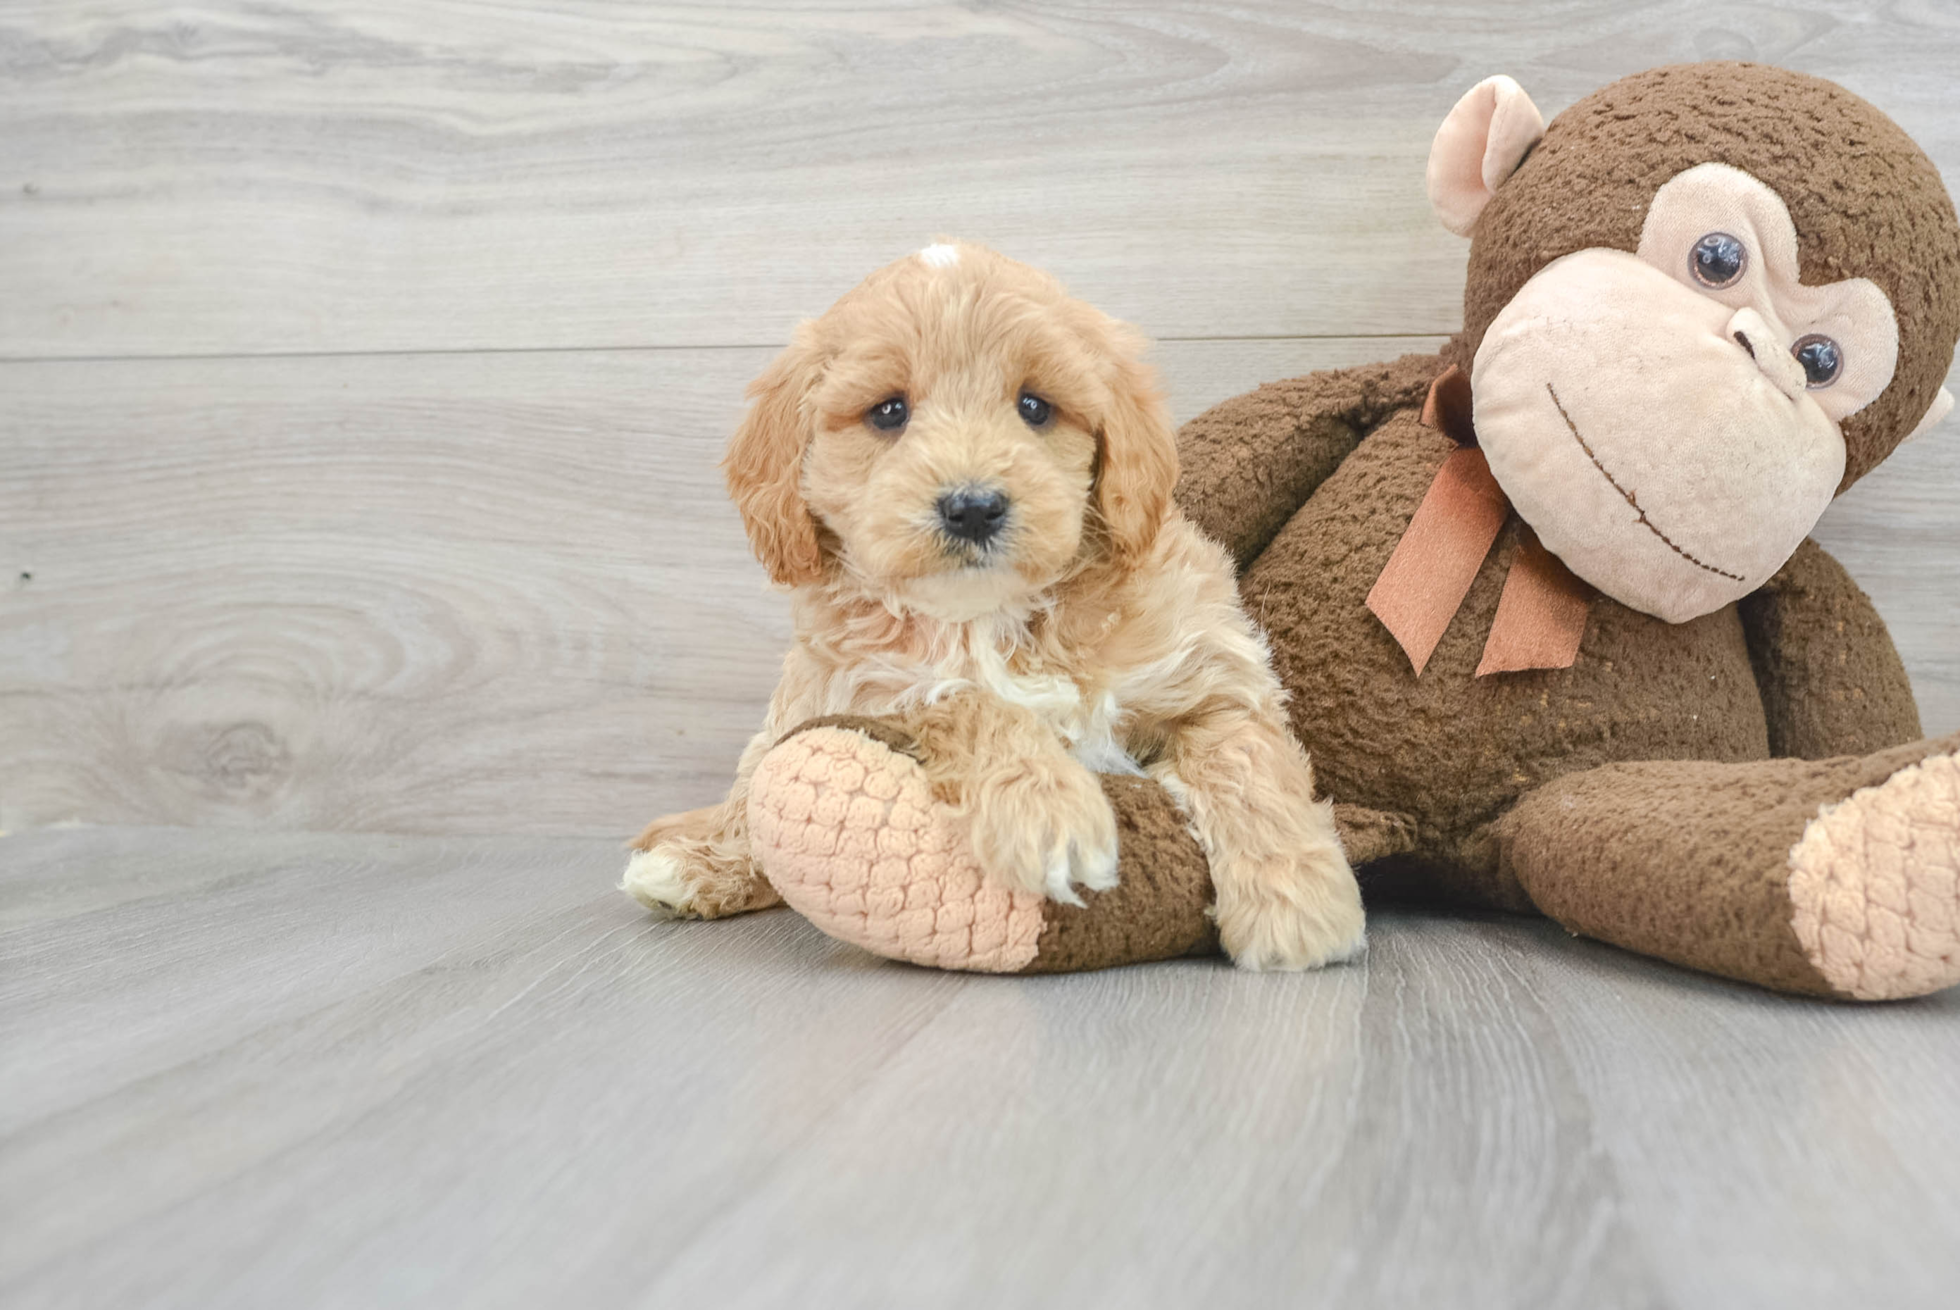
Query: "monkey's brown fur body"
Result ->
[[737, 63, 1960, 997], [1181, 350, 1945, 994]]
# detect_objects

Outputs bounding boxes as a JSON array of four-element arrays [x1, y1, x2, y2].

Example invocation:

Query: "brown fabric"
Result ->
[[1331, 803, 1421, 867], [1017, 63, 1953, 990], [1737, 539, 1923, 759], [1241, 411, 1773, 893], [1372, 365, 1594, 678], [1207, 63, 1957, 990], [1365, 445, 1510, 676], [777, 713, 922, 760], [1453, 62, 1960, 490], [1021, 774, 1218, 973], [1022, 790, 1434, 972], [1496, 734, 1960, 997], [767, 66, 1956, 993], [1475, 532, 1593, 677], [1175, 353, 1444, 568], [766, 719, 1439, 972], [1419, 363, 1475, 444]]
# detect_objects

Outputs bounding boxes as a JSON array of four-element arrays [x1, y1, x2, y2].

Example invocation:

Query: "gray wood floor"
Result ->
[[6, 4, 1960, 1307], [4, 825, 1958, 1310], [3, 0, 1957, 835]]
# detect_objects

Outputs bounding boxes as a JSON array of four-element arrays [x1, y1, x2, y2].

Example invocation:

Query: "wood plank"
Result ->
[[0, 826, 967, 1302], [3, 341, 1952, 839], [0, 336, 1433, 838], [637, 916, 1666, 1310], [3, 2, 1957, 357], [2, 825, 1955, 1308], [1530, 940, 1960, 1309], [0, 346, 785, 837], [0, 828, 632, 1134], [1813, 420, 1960, 738]]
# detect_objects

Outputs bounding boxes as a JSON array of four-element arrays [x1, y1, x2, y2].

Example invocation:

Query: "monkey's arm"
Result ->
[[1175, 352, 1445, 570], [1737, 538, 1922, 759]]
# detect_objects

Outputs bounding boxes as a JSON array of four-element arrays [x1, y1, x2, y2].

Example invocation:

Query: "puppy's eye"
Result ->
[[1017, 392, 1053, 428], [866, 396, 908, 432], [1792, 334, 1842, 388], [1690, 232, 1747, 288]]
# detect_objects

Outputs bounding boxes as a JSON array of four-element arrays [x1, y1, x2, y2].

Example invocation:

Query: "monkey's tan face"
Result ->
[[1471, 164, 1900, 622]]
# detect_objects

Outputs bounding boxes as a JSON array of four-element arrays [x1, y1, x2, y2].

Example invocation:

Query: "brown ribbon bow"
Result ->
[[1365, 365, 1593, 677]]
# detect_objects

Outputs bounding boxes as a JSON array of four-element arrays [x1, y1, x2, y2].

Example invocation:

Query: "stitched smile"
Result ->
[[1544, 382, 1746, 583]]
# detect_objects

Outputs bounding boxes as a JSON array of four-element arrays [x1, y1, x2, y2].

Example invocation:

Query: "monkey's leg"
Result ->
[[745, 718, 1215, 973], [1176, 352, 1444, 568], [1495, 734, 1960, 999], [746, 716, 1425, 973]]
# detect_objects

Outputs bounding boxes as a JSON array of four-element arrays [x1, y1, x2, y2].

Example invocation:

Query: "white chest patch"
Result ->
[[917, 242, 960, 269], [977, 662, 1144, 777], [819, 613, 1145, 775]]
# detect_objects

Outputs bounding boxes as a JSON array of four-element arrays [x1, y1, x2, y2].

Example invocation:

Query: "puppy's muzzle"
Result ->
[[937, 485, 1010, 546]]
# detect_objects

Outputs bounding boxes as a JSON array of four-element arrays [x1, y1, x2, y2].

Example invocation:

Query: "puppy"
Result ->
[[625, 242, 1363, 970]]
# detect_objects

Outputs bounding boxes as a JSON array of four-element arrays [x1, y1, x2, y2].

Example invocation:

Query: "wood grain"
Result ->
[[2, 2, 1957, 357], [0, 345, 1951, 843], [5, 8, 1958, 1305], [2, 825, 1955, 1308], [1813, 420, 1960, 737], [1, 1, 1957, 839], [0, 336, 1450, 836], [3, 343, 1952, 838]]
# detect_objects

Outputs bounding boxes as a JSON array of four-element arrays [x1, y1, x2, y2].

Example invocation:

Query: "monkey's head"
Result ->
[[1429, 63, 1960, 623]]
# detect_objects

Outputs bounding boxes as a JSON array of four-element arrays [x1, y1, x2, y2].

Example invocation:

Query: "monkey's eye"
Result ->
[[1792, 335, 1842, 389], [1017, 392, 1053, 428], [1690, 232, 1747, 288], [867, 396, 909, 432]]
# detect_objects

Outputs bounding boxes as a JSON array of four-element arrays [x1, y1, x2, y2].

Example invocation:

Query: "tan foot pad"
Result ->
[[1788, 747, 1960, 1000], [748, 726, 1047, 972]]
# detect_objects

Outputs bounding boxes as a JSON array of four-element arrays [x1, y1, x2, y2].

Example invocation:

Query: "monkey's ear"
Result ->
[[1426, 75, 1544, 237], [1899, 386, 1955, 445]]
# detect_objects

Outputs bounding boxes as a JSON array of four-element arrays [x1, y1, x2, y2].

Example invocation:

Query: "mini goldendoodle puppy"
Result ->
[[624, 242, 1363, 970]]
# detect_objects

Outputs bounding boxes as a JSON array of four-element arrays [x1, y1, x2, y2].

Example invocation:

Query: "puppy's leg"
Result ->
[[902, 690, 1119, 903], [1156, 706, 1364, 971], [624, 730, 782, 919]]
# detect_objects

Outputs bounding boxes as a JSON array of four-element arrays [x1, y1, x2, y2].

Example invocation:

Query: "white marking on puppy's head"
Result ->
[[918, 242, 960, 269]]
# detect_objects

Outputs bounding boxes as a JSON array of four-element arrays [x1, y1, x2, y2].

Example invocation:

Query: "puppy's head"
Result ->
[[723, 242, 1177, 619]]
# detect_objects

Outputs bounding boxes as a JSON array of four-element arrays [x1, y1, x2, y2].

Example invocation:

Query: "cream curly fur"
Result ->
[[627, 241, 1363, 970]]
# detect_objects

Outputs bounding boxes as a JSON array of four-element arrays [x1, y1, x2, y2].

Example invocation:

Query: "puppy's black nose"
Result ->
[[937, 487, 1010, 545]]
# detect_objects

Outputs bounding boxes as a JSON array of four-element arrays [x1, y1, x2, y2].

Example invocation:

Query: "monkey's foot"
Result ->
[[1788, 741, 1960, 1000]]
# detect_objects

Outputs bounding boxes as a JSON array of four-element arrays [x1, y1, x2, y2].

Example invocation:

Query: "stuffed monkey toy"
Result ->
[[739, 63, 1960, 999]]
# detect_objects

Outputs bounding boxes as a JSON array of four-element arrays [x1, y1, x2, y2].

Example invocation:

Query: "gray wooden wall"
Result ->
[[3, 2, 1956, 839]]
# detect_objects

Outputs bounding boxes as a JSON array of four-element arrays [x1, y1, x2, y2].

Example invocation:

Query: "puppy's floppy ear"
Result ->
[[1095, 344, 1179, 560], [722, 330, 826, 587]]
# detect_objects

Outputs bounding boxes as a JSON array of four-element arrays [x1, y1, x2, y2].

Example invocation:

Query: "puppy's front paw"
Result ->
[[968, 757, 1119, 905], [1215, 846, 1366, 972]]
